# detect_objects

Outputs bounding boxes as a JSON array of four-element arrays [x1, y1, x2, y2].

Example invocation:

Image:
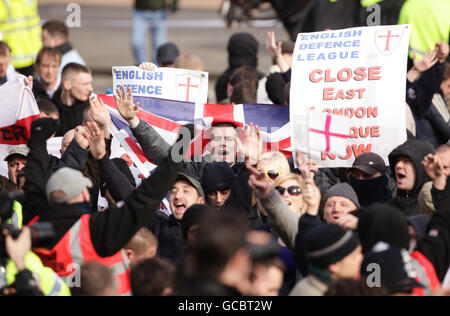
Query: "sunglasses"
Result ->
[[260, 169, 280, 180], [275, 186, 302, 197]]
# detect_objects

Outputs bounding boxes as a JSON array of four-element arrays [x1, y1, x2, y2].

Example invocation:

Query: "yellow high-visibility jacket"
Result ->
[[0, 0, 42, 69]]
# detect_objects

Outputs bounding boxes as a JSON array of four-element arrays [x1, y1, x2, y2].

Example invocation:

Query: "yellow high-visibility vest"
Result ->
[[0, 0, 42, 69], [398, 0, 450, 60], [6, 252, 71, 296], [6, 200, 23, 229]]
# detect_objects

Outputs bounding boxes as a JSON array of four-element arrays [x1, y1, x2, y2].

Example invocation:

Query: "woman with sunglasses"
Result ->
[[257, 152, 291, 183], [249, 165, 321, 250], [249, 166, 321, 294], [272, 174, 307, 217]]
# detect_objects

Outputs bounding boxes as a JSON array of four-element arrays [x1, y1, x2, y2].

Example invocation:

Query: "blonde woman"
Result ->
[[257, 151, 291, 183], [249, 166, 321, 294], [253, 151, 291, 209], [272, 174, 307, 217], [249, 167, 321, 252]]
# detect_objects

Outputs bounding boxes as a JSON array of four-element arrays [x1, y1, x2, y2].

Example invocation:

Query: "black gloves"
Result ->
[[28, 118, 59, 144]]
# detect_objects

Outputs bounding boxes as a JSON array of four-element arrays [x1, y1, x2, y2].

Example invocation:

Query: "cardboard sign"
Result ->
[[290, 25, 411, 167], [112, 66, 209, 104]]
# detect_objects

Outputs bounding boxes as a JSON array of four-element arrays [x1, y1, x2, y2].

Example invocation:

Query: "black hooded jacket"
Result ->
[[215, 33, 264, 103], [51, 88, 90, 137], [388, 139, 435, 216]]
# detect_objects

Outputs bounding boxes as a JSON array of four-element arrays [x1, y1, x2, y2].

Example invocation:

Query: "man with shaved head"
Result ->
[[51, 63, 93, 136]]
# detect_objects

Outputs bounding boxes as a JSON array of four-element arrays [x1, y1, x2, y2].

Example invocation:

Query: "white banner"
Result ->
[[0, 75, 40, 177], [290, 25, 411, 168], [112, 66, 209, 104]]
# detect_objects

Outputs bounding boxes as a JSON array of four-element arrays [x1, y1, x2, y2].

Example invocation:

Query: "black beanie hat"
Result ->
[[305, 224, 360, 269], [181, 204, 215, 240], [357, 204, 410, 254], [200, 162, 236, 195], [361, 242, 423, 294]]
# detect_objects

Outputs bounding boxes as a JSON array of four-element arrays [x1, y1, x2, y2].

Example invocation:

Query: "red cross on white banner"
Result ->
[[377, 30, 400, 52], [309, 114, 349, 152], [307, 111, 351, 156], [178, 76, 199, 102]]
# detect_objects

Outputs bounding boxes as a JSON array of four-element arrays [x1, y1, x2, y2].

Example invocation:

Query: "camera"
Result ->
[[0, 192, 55, 258]]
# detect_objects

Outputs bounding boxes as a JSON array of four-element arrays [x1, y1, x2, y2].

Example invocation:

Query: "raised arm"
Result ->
[[408, 44, 448, 118], [248, 165, 293, 250], [224, 124, 263, 217], [87, 123, 193, 257], [114, 86, 171, 164], [86, 122, 134, 202], [23, 119, 61, 224]]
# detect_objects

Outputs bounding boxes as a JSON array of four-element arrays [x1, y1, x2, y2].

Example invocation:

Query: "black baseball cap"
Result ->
[[351, 153, 386, 175]]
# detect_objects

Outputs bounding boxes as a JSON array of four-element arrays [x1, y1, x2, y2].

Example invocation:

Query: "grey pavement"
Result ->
[[38, 5, 288, 103]]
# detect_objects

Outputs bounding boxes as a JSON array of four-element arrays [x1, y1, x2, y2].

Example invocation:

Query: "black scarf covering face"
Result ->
[[349, 175, 392, 207]]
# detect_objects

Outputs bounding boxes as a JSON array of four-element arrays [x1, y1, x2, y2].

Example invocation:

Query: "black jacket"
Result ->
[[23, 131, 179, 258], [135, 0, 165, 10], [32, 78, 52, 102], [388, 139, 435, 216], [220, 164, 262, 229], [22, 140, 88, 225], [148, 212, 187, 265], [416, 181, 450, 281], [293, 214, 323, 277], [407, 62, 449, 147], [215, 33, 264, 103], [51, 88, 90, 137]]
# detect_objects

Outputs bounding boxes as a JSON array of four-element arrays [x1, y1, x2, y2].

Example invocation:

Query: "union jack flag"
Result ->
[[100, 95, 292, 178]]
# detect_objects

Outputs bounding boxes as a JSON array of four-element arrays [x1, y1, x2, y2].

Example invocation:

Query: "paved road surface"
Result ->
[[38, 3, 288, 103]]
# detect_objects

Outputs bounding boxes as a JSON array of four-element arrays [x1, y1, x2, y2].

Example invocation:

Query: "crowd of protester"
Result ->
[[0, 0, 449, 297]]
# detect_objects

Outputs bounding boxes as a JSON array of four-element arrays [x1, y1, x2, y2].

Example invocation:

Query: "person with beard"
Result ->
[[388, 139, 435, 216], [347, 153, 392, 207], [147, 173, 205, 265], [32, 47, 61, 101], [215, 32, 264, 103], [51, 63, 93, 136]]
